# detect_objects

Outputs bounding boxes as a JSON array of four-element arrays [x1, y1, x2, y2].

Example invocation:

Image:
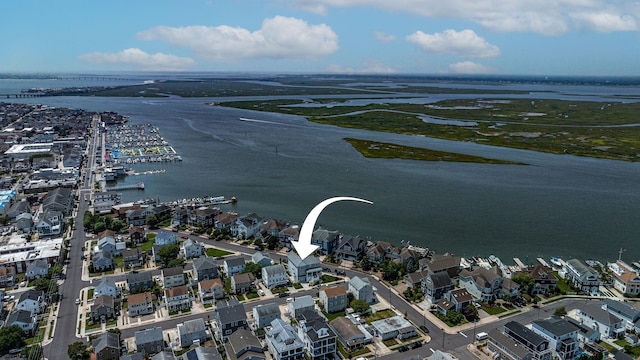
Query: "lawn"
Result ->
[[554, 272, 574, 294], [246, 292, 259, 300], [206, 248, 233, 257], [383, 338, 398, 347], [321, 274, 338, 283], [362, 309, 395, 323], [482, 304, 507, 315], [87, 288, 94, 299], [138, 240, 155, 253], [323, 310, 346, 322], [292, 282, 303, 289]]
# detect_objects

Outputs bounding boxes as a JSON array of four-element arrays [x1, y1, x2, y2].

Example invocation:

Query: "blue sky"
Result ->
[[2, 0, 639, 75]]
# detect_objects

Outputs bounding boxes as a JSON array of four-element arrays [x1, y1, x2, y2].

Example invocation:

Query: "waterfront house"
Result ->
[[155, 231, 179, 246], [253, 302, 281, 329], [26, 259, 48, 280], [288, 295, 316, 319], [6, 310, 36, 335], [135, 327, 164, 356], [262, 263, 288, 289], [127, 271, 155, 293], [180, 238, 204, 259], [531, 317, 580, 360], [198, 278, 225, 304], [266, 318, 305, 360], [398, 248, 422, 273], [36, 209, 63, 237], [562, 259, 600, 295], [366, 241, 401, 265], [404, 270, 427, 289], [92, 331, 120, 360], [444, 288, 474, 313], [92, 251, 114, 272], [162, 266, 185, 288], [164, 285, 191, 312], [311, 227, 341, 255], [421, 271, 454, 304], [17, 289, 45, 315], [172, 207, 189, 227], [215, 299, 248, 340], [329, 317, 366, 352], [288, 252, 322, 284], [128, 226, 145, 243], [214, 212, 239, 230], [459, 266, 503, 302], [319, 284, 348, 313], [0, 266, 16, 287], [502, 278, 521, 298], [371, 315, 417, 341], [348, 276, 376, 304], [334, 235, 367, 262], [192, 256, 219, 281], [127, 291, 154, 317], [609, 261, 640, 296], [90, 294, 115, 323], [225, 329, 265, 360], [427, 253, 462, 278], [224, 257, 246, 277], [95, 277, 119, 299], [231, 213, 263, 239], [123, 248, 145, 268], [297, 312, 337, 360], [517, 265, 558, 295], [177, 318, 208, 348], [279, 225, 300, 249], [188, 206, 219, 227], [231, 272, 255, 294], [259, 218, 288, 239], [252, 251, 272, 267], [576, 302, 625, 339], [126, 207, 155, 226]]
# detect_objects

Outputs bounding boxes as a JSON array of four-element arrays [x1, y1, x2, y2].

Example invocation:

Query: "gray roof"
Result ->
[[488, 328, 531, 359], [92, 332, 120, 353], [349, 276, 371, 291], [254, 303, 280, 317], [127, 271, 153, 283], [532, 317, 580, 337], [27, 259, 48, 271], [263, 264, 286, 276], [227, 328, 263, 357], [604, 298, 640, 321], [252, 252, 270, 263], [135, 327, 164, 345], [193, 256, 218, 271], [179, 318, 206, 335], [7, 309, 33, 325], [163, 267, 184, 277], [96, 277, 116, 289], [183, 346, 222, 360], [579, 302, 624, 326], [566, 317, 598, 339], [225, 256, 246, 268], [428, 272, 453, 288], [266, 319, 303, 353], [288, 252, 320, 268], [505, 321, 547, 347], [121, 353, 144, 360], [291, 295, 315, 309], [152, 350, 176, 360], [567, 259, 598, 280], [216, 299, 247, 324], [19, 289, 44, 304], [302, 315, 336, 342]]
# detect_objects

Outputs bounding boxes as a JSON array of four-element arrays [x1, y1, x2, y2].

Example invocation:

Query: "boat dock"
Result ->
[[107, 182, 145, 191], [513, 257, 527, 269], [537, 257, 550, 267]]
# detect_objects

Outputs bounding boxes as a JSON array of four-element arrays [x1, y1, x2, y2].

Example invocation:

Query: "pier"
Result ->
[[513, 257, 527, 269], [537, 257, 550, 267], [107, 182, 145, 191]]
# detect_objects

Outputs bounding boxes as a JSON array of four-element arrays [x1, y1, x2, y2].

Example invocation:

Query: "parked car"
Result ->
[[75, 298, 80, 305], [278, 292, 290, 298], [419, 325, 429, 333], [410, 341, 423, 349], [398, 346, 408, 352]]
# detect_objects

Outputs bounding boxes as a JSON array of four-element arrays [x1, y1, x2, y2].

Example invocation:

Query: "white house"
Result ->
[[224, 257, 246, 277], [262, 264, 288, 289], [181, 239, 204, 259]]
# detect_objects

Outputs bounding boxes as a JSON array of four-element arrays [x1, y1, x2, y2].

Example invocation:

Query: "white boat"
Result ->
[[550, 257, 563, 267]]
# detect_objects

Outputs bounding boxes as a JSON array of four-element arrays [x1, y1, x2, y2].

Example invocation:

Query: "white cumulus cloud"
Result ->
[[137, 16, 338, 62], [78, 48, 195, 71], [288, 0, 640, 35], [448, 61, 495, 74], [570, 12, 638, 32], [375, 32, 396, 42], [406, 29, 500, 58]]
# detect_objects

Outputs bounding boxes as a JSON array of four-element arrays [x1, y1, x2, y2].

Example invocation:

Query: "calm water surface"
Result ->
[[4, 79, 640, 264]]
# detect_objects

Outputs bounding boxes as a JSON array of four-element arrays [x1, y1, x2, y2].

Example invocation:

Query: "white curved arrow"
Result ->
[[293, 196, 373, 260]]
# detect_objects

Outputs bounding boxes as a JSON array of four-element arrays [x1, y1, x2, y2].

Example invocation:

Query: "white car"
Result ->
[[75, 298, 81, 305]]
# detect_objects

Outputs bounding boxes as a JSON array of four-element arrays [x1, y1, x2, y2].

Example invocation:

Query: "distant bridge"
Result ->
[[0, 93, 46, 98]]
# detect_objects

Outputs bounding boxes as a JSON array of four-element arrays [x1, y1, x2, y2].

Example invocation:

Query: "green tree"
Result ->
[[0, 214, 9, 226], [266, 236, 280, 250], [67, 341, 91, 360], [243, 262, 263, 279], [157, 244, 180, 267], [48, 264, 64, 278], [167, 258, 186, 268], [146, 214, 159, 228], [511, 273, 535, 295], [93, 221, 106, 234], [359, 257, 372, 271], [83, 211, 94, 231], [0, 325, 25, 353], [350, 299, 371, 314], [31, 277, 58, 293], [445, 310, 465, 326], [463, 304, 479, 321], [380, 261, 401, 281], [553, 306, 567, 317]]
